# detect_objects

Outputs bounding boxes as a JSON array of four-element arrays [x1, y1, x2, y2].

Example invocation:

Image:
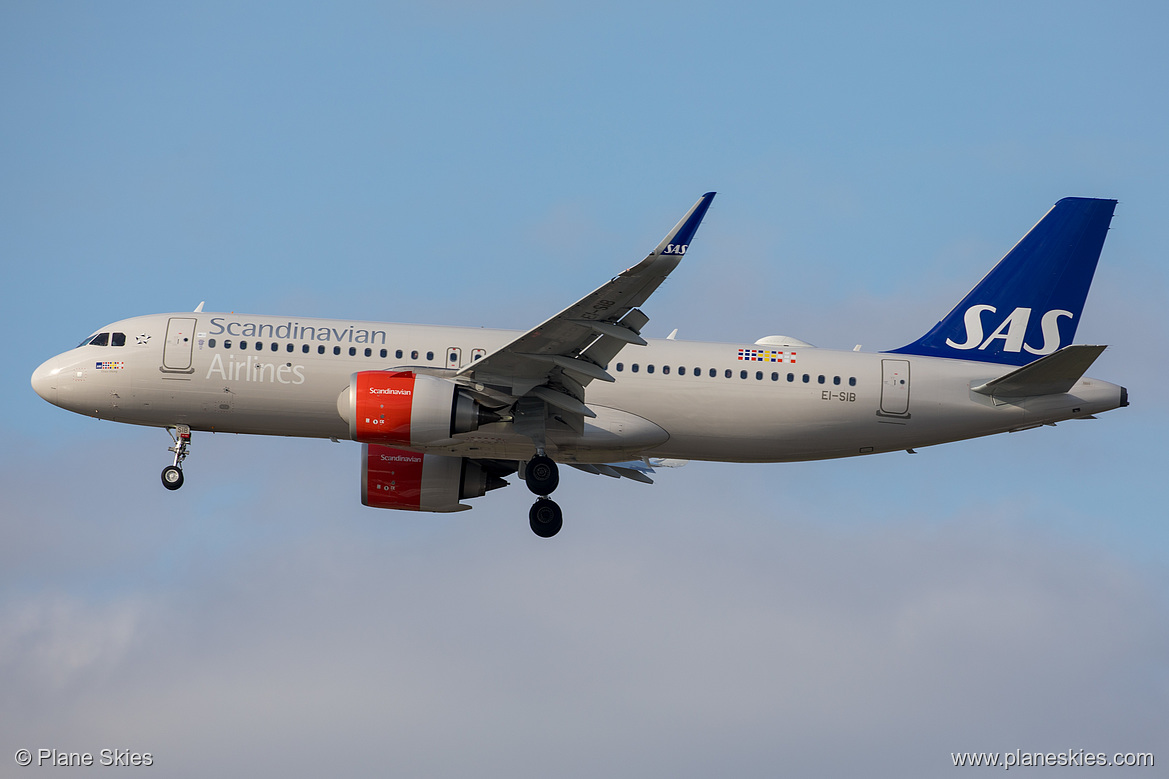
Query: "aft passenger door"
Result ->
[[162, 317, 197, 373], [878, 359, 910, 418]]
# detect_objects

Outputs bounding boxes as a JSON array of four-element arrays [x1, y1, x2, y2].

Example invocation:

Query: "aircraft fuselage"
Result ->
[[32, 311, 1126, 465]]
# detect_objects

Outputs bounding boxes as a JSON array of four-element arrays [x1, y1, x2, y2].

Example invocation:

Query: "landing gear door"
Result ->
[[162, 317, 197, 373], [878, 359, 911, 417]]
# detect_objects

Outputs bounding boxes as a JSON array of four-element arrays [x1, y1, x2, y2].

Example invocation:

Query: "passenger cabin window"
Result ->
[[849, 377, 857, 386], [411, 350, 419, 360], [240, 341, 248, 350], [426, 351, 434, 361], [380, 349, 387, 358], [208, 338, 217, 348], [396, 350, 404, 359], [616, 363, 624, 372], [631, 364, 639, 373], [333, 346, 341, 355], [710, 368, 717, 378], [318, 345, 325, 354], [364, 348, 372, 357], [647, 364, 655, 374], [302, 344, 309, 353], [223, 340, 232, 348], [724, 369, 732, 378], [662, 365, 670, 375], [349, 347, 357, 356], [271, 342, 279, 352]]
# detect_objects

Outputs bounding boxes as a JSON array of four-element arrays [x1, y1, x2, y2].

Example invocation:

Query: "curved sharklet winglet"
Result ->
[[972, 344, 1107, 398], [650, 192, 717, 257]]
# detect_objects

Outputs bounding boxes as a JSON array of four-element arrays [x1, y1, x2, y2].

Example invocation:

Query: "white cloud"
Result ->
[[2, 440, 1165, 777]]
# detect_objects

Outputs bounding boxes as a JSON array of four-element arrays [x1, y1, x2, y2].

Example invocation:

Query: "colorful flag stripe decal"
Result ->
[[737, 349, 796, 363], [95, 361, 125, 370]]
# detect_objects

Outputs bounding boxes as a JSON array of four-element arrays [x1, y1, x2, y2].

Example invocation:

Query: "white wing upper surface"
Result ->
[[457, 192, 716, 408]]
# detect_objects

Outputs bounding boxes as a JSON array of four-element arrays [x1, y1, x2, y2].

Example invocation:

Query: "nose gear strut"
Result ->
[[161, 425, 191, 490]]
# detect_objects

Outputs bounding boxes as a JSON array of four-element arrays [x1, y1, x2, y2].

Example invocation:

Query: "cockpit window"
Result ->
[[111, 332, 126, 347], [88, 332, 109, 347]]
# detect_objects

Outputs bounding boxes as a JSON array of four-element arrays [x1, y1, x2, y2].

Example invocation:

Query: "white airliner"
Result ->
[[31, 193, 1127, 536]]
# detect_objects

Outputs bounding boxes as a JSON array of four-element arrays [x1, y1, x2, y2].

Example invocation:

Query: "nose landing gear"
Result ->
[[524, 453, 562, 537], [161, 425, 191, 491]]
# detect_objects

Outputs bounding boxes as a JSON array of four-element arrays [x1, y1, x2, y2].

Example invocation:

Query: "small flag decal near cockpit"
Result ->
[[95, 361, 124, 370], [737, 349, 796, 363]]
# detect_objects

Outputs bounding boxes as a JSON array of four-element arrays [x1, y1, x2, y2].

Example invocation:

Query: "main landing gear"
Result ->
[[161, 425, 191, 491], [525, 453, 562, 538]]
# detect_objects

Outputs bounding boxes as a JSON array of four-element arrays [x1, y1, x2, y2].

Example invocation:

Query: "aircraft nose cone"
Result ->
[[31, 359, 60, 405]]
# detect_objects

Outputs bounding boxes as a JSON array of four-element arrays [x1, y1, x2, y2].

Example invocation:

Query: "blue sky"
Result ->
[[3, 2, 1167, 776]]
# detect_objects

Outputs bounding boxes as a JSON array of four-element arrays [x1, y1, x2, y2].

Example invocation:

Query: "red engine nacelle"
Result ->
[[338, 370, 496, 446], [362, 444, 505, 513]]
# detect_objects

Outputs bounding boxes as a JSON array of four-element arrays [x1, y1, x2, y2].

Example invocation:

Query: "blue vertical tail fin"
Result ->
[[889, 197, 1117, 366]]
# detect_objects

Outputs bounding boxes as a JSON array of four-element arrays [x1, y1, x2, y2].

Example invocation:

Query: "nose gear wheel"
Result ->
[[161, 465, 184, 490]]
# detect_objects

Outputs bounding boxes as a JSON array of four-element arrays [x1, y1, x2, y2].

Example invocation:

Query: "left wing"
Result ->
[[456, 193, 716, 426], [569, 457, 690, 485]]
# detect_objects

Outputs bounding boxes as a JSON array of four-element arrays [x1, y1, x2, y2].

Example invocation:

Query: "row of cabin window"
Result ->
[[207, 338, 434, 360], [614, 362, 858, 386]]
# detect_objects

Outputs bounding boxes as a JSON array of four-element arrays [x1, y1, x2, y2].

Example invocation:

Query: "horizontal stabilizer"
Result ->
[[972, 344, 1106, 399]]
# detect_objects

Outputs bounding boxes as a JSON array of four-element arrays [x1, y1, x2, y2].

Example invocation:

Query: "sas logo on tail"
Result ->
[[946, 306, 1072, 355]]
